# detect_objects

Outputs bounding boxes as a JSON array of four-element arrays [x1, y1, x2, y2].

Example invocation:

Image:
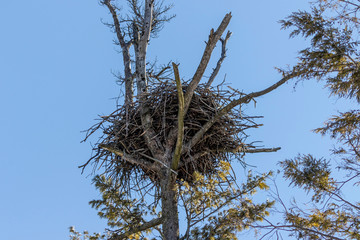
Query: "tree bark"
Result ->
[[161, 171, 180, 240]]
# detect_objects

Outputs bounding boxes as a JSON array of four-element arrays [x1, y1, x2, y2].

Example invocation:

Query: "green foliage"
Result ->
[[278, 152, 360, 239], [69, 226, 106, 240], [268, 1, 360, 239], [89, 175, 159, 239], [179, 161, 274, 240], [71, 162, 274, 239], [280, 4, 360, 101], [280, 155, 336, 202]]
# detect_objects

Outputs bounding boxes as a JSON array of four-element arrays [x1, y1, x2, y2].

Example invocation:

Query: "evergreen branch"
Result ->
[[110, 217, 163, 240]]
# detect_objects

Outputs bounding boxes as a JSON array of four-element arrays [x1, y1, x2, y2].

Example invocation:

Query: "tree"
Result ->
[[72, 1, 298, 239], [251, 1, 360, 239]]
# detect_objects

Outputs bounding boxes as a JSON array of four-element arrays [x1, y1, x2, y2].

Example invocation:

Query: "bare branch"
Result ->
[[137, 151, 177, 174], [220, 146, 281, 153], [171, 63, 185, 171], [102, 0, 134, 133], [243, 147, 281, 153], [99, 144, 159, 171], [110, 217, 163, 240], [102, 0, 128, 49], [205, 31, 232, 88], [184, 13, 232, 114], [132, 0, 164, 157], [183, 73, 295, 153]]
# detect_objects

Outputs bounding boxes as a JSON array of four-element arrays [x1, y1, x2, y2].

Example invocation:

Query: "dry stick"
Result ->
[[137, 151, 177, 175], [171, 63, 185, 171], [99, 144, 159, 171], [205, 30, 232, 89], [184, 13, 232, 115], [183, 73, 296, 154], [110, 217, 163, 240], [242, 147, 281, 153], [225, 147, 281, 153]]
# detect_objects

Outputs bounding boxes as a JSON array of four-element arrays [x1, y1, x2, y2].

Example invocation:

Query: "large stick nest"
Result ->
[[83, 81, 260, 185]]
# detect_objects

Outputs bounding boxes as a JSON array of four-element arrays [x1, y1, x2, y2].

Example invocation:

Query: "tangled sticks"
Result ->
[[82, 80, 266, 185]]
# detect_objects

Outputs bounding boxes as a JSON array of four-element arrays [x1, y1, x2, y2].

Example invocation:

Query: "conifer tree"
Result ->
[[253, 1, 360, 239]]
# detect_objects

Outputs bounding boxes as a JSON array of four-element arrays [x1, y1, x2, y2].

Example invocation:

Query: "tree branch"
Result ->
[[183, 74, 294, 153], [133, 0, 164, 156], [221, 146, 281, 154], [184, 13, 232, 114], [205, 31, 232, 88], [102, 0, 134, 133], [252, 223, 345, 240], [99, 144, 158, 171], [110, 217, 163, 240], [102, 0, 127, 49], [171, 63, 185, 171]]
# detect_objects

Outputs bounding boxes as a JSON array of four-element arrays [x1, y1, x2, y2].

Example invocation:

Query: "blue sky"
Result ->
[[0, 0, 357, 239]]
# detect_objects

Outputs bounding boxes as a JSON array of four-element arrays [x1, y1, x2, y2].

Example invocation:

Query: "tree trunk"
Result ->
[[161, 171, 179, 240]]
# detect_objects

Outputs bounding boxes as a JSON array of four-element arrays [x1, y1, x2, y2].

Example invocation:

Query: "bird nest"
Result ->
[[82, 81, 260, 185]]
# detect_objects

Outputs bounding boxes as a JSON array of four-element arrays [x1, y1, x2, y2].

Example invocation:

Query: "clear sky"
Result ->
[[0, 0, 357, 239]]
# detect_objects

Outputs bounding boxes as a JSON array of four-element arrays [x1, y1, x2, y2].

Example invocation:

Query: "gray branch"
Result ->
[[184, 13, 232, 115], [99, 144, 159, 171], [183, 73, 296, 153], [133, 0, 164, 156], [205, 31, 232, 88], [223, 146, 281, 153]]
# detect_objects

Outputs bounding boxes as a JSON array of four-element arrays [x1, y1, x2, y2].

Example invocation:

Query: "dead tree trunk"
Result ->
[[161, 171, 180, 239]]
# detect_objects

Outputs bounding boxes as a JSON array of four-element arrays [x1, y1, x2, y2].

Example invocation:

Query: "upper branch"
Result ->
[[184, 13, 232, 114], [205, 30, 232, 88], [110, 217, 163, 240], [102, 0, 130, 49], [138, 0, 154, 53], [183, 74, 295, 153], [170, 63, 184, 171], [134, 0, 165, 156]]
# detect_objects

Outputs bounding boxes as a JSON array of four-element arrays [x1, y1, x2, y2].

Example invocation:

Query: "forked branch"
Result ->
[[206, 30, 232, 88], [184, 13, 232, 114]]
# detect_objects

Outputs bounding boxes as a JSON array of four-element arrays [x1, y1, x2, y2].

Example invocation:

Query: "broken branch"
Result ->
[[171, 63, 184, 171]]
